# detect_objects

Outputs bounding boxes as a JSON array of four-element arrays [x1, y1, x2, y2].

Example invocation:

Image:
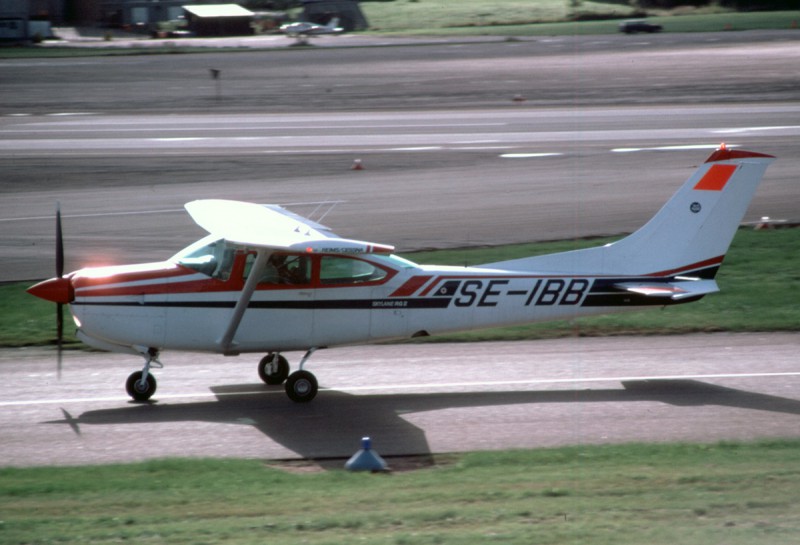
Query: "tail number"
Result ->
[[452, 279, 590, 307]]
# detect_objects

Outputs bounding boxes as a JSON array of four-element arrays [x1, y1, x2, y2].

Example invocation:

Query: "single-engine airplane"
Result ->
[[279, 17, 342, 45], [28, 145, 774, 403]]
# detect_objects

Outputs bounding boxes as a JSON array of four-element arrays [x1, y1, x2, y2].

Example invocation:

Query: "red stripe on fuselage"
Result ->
[[73, 263, 229, 297], [648, 256, 724, 277], [390, 275, 433, 297]]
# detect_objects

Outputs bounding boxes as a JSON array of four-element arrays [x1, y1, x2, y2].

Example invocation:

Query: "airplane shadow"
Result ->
[[56, 379, 800, 465]]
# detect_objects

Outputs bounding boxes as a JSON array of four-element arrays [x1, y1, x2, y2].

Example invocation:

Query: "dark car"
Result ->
[[619, 20, 663, 34]]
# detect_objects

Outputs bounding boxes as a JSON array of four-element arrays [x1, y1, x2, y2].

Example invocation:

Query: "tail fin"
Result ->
[[482, 146, 775, 277], [326, 17, 341, 30]]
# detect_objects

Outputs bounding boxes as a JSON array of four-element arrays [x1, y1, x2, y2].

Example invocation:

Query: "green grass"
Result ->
[[360, 0, 621, 30], [359, 0, 800, 35], [2, 440, 799, 544], [5, 228, 799, 348], [0, 282, 68, 348]]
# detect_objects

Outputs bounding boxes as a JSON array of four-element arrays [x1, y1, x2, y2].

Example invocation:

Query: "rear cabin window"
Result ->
[[320, 256, 388, 285]]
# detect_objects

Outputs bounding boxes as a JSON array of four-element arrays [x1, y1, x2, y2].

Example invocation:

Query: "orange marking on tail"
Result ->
[[694, 164, 737, 191]]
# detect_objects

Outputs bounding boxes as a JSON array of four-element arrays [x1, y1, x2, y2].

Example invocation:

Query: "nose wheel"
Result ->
[[126, 371, 157, 401], [126, 347, 161, 402]]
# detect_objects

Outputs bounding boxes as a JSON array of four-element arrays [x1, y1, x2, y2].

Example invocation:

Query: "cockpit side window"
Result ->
[[243, 252, 311, 286]]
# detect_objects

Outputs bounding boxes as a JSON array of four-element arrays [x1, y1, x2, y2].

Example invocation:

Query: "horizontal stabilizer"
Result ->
[[185, 199, 394, 254], [613, 278, 719, 300]]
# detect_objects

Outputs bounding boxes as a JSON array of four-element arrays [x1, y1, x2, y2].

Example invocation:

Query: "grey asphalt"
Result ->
[[4, 30, 800, 114], [1, 104, 798, 282], [0, 32, 798, 466], [1, 32, 798, 282], [2, 333, 799, 467]]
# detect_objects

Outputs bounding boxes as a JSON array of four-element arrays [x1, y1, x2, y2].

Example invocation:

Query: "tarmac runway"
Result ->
[[1, 32, 799, 281], [1, 104, 798, 281], [0, 32, 798, 466], [2, 332, 799, 467]]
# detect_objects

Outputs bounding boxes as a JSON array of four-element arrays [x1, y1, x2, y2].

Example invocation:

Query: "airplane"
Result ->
[[279, 17, 342, 45], [28, 145, 774, 403]]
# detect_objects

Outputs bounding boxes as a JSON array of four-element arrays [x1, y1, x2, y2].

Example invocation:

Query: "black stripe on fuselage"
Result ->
[[72, 298, 452, 310]]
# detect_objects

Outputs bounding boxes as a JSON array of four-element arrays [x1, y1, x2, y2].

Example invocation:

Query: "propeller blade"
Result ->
[[56, 203, 64, 279], [56, 204, 64, 378], [57, 302, 63, 379]]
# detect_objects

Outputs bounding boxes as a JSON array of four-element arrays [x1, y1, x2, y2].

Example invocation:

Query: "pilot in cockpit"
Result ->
[[260, 254, 309, 285]]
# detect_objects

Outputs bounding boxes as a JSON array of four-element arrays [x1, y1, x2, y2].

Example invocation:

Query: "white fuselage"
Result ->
[[68, 246, 697, 355]]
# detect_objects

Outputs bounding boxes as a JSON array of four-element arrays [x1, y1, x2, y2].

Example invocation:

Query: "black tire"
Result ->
[[285, 370, 318, 403], [258, 354, 290, 385], [126, 371, 157, 401]]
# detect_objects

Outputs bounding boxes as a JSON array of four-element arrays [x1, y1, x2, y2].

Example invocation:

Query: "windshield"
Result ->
[[173, 236, 236, 280], [373, 254, 418, 269]]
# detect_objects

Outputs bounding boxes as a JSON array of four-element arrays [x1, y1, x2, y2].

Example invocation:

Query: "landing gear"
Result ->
[[258, 353, 290, 385], [126, 347, 161, 402], [284, 348, 320, 402], [122, 347, 322, 403], [259, 348, 320, 402]]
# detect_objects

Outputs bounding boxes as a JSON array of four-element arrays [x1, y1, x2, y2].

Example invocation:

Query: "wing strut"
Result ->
[[218, 249, 269, 354]]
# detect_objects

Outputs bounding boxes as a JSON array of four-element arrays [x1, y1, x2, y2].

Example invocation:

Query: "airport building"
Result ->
[[1, 0, 368, 39]]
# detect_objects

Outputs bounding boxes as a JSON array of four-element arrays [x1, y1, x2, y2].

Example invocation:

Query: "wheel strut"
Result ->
[[285, 347, 320, 403], [298, 347, 318, 371]]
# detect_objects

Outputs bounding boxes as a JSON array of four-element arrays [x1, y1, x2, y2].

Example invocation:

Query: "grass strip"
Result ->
[[361, 1, 800, 35], [3, 228, 798, 348], [1, 440, 799, 544]]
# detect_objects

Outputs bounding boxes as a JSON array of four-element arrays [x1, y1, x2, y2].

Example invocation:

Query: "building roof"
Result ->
[[182, 4, 254, 18]]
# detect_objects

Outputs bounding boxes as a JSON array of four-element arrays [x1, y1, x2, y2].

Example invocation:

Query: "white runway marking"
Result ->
[[501, 153, 563, 158], [3, 371, 799, 408], [714, 126, 800, 134], [612, 144, 725, 153], [0, 209, 184, 223]]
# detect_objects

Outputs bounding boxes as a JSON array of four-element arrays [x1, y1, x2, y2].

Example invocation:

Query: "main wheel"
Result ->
[[258, 354, 290, 385], [126, 371, 157, 401], [285, 370, 318, 403]]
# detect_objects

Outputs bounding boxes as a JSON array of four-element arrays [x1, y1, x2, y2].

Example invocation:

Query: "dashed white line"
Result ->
[[501, 152, 563, 158]]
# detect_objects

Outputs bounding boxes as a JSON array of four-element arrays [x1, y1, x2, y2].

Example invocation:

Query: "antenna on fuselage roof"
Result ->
[[278, 200, 346, 224], [310, 200, 344, 223]]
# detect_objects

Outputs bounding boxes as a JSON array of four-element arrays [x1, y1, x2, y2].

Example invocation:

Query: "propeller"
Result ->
[[27, 203, 75, 378], [55, 203, 64, 378]]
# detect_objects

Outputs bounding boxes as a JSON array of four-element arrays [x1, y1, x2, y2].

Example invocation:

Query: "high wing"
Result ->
[[185, 199, 394, 254]]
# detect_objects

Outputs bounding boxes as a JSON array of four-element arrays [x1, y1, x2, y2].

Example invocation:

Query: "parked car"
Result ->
[[619, 20, 663, 34]]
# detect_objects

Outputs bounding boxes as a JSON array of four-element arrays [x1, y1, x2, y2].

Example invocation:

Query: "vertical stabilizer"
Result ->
[[481, 147, 775, 277]]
